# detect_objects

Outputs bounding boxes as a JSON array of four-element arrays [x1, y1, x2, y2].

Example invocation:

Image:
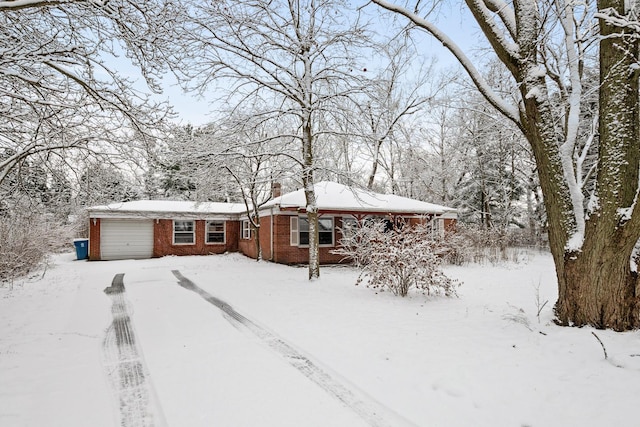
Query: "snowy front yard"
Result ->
[[1, 252, 639, 427]]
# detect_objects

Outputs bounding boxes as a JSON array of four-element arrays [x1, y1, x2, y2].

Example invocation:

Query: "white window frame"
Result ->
[[432, 217, 445, 239], [241, 220, 252, 240], [292, 216, 334, 247], [290, 216, 299, 246], [173, 220, 195, 245], [205, 220, 225, 244]]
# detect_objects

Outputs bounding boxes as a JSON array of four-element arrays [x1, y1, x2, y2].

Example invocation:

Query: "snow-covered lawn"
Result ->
[[1, 251, 639, 426]]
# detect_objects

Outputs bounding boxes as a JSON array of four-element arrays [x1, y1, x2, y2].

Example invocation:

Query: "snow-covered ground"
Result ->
[[1, 251, 639, 427]]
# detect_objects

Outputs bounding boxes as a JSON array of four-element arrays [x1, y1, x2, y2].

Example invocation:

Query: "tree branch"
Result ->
[[0, 0, 83, 10], [371, 0, 521, 126]]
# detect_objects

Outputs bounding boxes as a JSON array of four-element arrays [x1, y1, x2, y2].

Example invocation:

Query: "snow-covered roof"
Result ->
[[88, 200, 247, 218], [262, 181, 456, 215], [87, 182, 456, 218]]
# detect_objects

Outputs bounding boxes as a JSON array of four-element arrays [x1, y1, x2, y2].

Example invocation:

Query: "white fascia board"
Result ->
[[88, 210, 242, 221], [272, 204, 447, 215], [256, 207, 446, 219], [440, 211, 458, 219]]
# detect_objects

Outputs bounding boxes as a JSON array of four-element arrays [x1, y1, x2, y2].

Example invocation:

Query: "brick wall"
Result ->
[[237, 216, 272, 260], [259, 215, 272, 260], [153, 219, 239, 257], [226, 220, 240, 252], [271, 214, 347, 265], [444, 218, 456, 232], [88, 218, 101, 260], [238, 221, 256, 259]]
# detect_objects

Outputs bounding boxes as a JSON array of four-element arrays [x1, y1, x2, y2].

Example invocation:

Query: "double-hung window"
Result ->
[[317, 218, 335, 245], [432, 217, 445, 239], [206, 221, 225, 244], [173, 220, 195, 244], [291, 216, 334, 246], [241, 220, 251, 239]]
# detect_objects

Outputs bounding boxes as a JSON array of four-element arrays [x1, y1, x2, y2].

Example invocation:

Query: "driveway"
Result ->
[[99, 263, 415, 427]]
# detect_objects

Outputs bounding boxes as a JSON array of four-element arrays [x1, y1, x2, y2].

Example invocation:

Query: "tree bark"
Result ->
[[302, 112, 320, 280], [367, 139, 383, 189], [560, 227, 638, 330], [253, 223, 262, 261], [554, 0, 640, 329]]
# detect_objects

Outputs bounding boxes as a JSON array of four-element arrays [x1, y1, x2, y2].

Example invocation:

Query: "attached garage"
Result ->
[[99, 219, 154, 260]]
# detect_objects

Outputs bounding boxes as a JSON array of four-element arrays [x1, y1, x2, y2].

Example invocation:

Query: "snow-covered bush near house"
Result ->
[[335, 221, 458, 297]]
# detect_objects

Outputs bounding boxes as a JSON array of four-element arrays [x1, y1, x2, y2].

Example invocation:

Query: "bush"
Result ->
[[0, 209, 75, 284], [334, 221, 459, 297], [441, 223, 547, 265]]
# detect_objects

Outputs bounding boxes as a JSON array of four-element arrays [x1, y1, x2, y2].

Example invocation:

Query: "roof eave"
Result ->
[[87, 209, 245, 219]]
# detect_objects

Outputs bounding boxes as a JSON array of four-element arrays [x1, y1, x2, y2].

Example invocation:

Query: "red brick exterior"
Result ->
[[268, 214, 347, 265], [237, 220, 257, 259], [260, 216, 272, 260], [88, 210, 454, 264], [237, 216, 273, 260], [89, 218, 101, 260], [152, 219, 239, 257], [444, 218, 456, 232]]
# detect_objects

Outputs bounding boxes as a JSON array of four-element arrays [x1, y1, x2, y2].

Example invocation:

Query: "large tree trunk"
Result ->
[[560, 229, 638, 330], [554, 0, 640, 330], [512, 1, 639, 330]]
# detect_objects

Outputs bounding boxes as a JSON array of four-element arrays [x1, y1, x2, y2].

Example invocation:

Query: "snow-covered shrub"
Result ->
[[441, 223, 545, 265], [334, 221, 459, 297], [0, 208, 74, 284]]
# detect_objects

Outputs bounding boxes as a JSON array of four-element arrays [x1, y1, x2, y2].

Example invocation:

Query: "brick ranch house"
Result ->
[[87, 181, 457, 263]]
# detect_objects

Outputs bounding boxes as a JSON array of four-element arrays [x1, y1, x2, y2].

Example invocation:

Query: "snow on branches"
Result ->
[[0, 0, 174, 186], [334, 220, 459, 298]]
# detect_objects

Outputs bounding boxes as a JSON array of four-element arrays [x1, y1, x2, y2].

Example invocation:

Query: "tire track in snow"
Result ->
[[103, 274, 165, 427], [172, 270, 418, 427]]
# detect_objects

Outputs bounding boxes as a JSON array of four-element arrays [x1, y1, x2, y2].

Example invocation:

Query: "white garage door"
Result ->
[[100, 219, 154, 260]]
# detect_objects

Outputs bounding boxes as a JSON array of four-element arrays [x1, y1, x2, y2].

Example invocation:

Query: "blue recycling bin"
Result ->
[[73, 239, 89, 260]]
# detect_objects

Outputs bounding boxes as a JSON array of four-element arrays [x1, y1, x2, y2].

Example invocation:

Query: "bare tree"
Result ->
[[420, 99, 464, 205], [180, 114, 296, 261], [0, 0, 174, 187], [373, 0, 640, 329], [355, 36, 435, 189], [171, 0, 371, 279]]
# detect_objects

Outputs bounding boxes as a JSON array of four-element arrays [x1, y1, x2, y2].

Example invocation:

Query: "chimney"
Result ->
[[271, 182, 282, 198]]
